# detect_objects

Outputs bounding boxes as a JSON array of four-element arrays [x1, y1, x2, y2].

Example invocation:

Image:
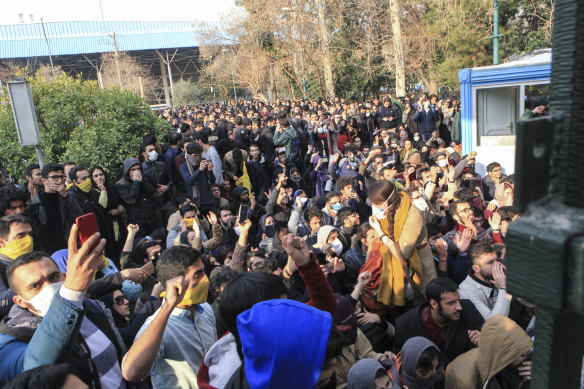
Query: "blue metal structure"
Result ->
[[458, 50, 551, 174], [0, 21, 225, 59]]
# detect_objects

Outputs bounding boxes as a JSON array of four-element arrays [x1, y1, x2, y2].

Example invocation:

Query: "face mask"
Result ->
[[160, 275, 209, 306], [299, 197, 308, 204], [234, 226, 241, 236], [187, 155, 201, 168], [331, 203, 343, 214], [264, 224, 275, 238], [413, 198, 429, 212], [414, 136, 420, 141], [331, 238, 343, 255], [76, 178, 92, 194], [438, 159, 449, 168], [0, 235, 34, 260], [148, 150, 159, 162], [183, 217, 195, 228], [290, 175, 301, 182], [22, 281, 64, 317], [371, 188, 396, 220]]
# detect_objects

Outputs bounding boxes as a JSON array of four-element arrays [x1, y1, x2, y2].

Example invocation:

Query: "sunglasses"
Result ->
[[115, 295, 128, 305]]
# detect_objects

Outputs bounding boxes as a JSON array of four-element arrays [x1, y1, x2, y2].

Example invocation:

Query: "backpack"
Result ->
[[391, 102, 403, 127], [282, 131, 301, 163]]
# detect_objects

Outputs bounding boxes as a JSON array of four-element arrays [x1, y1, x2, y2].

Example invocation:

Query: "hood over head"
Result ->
[[397, 336, 444, 389], [237, 299, 332, 389], [477, 315, 532, 383], [333, 293, 358, 346], [315, 225, 338, 249], [123, 157, 141, 180], [347, 359, 386, 389]]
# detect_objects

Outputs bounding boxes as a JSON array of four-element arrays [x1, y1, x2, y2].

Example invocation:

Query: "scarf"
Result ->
[[185, 154, 201, 205], [235, 162, 252, 193], [360, 192, 423, 308]]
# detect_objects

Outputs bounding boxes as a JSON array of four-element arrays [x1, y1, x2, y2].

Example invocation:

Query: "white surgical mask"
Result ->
[[299, 197, 308, 203], [371, 204, 387, 220], [22, 281, 64, 317], [438, 159, 448, 168], [148, 150, 159, 161], [414, 136, 420, 141], [413, 198, 429, 212], [331, 238, 343, 255]]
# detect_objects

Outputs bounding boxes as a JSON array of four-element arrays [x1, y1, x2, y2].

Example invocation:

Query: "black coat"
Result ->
[[393, 299, 484, 362]]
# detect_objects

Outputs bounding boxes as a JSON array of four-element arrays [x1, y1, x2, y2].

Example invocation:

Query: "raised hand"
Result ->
[[492, 261, 507, 289], [64, 225, 107, 292], [282, 233, 311, 267], [435, 238, 448, 260], [164, 276, 189, 308], [357, 271, 371, 286], [206, 212, 218, 227], [455, 228, 473, 253], [127, 223, 139, 236], [489, 212, 501, 231], [121, 267, 149, 284]]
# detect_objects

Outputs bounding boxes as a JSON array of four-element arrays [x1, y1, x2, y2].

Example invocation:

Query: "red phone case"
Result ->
[[76, 213, 101, 252]]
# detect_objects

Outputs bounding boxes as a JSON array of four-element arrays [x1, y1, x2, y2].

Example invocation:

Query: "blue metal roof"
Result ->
[[0, 21, 226, 59]]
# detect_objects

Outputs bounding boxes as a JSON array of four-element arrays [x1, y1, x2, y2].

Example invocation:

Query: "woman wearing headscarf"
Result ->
[[389, 337, 445, 389], [347, 359, 391, 389], [89, 165, 125, 262], [359, 180, 437, 316]]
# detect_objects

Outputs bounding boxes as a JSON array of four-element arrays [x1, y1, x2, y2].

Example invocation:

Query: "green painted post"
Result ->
[[493, 0, 500, 65], [506, 0, 584, 388]]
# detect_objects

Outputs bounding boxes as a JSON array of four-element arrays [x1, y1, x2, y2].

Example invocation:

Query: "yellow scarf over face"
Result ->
[[377, 192, 423, 306]]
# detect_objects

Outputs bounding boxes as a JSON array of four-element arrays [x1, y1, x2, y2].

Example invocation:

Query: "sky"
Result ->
[[0, 0, 238, 25]]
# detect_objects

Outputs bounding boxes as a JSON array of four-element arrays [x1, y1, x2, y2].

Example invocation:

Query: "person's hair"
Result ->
[[209, 266, 238, 298], [186, 142, 204, 155], [449, 200, 470, 218], [25, 163, 40, 178], [169, 131, 182, 146], [156, 246, 202, 287], [179, 122, 191, 133], [219, 206, 232, 215], [304, 207, 323, 223], [219, 271, 288, 339], [425, 223, 441, 238], [416, 347, 444, 377], [62, 161, 76, 170], [7, 251, 54, 295], [179, 204, 197, 217], [368, 180, 401, 240], [180, 135, 194, 149], [425, 277, 458, 303], [2, 363, 74, 389], [0, 187, 27, 216], [493, 243, 506, 260], [454, 188, 475, 202], [468, 242, 495, 266], [67, 165, 87, 183], [196, 131, 209, 145], [353, 222, 373, 248], [193, 119, 203, 128], [336, 176, 354, 192], [41, 163, 63, 178], [497, 206, 519, 222], [416, 167, 431, 181], [325, 191, 340, 204], [249, 143, 260, 150], [486, 162, 501, 173], [0, 214, 31, 240], [337, 207, 356, 225]]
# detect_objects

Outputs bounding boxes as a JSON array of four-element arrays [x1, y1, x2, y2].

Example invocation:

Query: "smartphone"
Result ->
[[75, 213, 102, 254], [238, 204, 249, 223], [142, 261, 155, 276]]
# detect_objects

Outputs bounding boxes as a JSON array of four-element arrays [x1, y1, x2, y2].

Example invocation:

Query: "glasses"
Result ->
[[47, 175, 67, 181], [115, 295, 128, 305]]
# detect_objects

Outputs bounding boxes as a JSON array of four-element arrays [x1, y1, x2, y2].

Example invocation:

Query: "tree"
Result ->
[[0, 69, 169, 182]]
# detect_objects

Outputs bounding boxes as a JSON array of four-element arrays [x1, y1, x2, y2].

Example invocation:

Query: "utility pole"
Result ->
[[110, 32, 123, 87], [40, 18, 56, 77]]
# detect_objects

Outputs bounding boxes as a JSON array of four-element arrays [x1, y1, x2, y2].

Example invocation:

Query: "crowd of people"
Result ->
[[0, 93, 534, 389]]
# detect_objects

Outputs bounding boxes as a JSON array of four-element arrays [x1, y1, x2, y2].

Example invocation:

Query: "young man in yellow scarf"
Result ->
[[122, 245, 217, 388]]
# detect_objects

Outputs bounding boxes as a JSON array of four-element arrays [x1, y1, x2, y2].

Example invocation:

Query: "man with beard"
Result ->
[[179, 143, 216, 215], [458, 242, 511, 320], [394, 278, 484, 362], [258, 116, 276, 160], [442, 200, 503, 255]]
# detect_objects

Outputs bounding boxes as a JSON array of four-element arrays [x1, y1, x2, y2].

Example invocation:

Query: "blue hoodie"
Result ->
[[237, 299, 332, 389]]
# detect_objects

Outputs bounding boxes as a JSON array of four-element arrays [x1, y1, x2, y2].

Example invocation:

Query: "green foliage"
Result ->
[[172, 79, 215, 105], [0, 71, 169, 182]]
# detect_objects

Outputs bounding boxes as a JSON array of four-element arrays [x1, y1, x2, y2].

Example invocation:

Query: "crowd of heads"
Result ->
[[0, 94, 533, 389]]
